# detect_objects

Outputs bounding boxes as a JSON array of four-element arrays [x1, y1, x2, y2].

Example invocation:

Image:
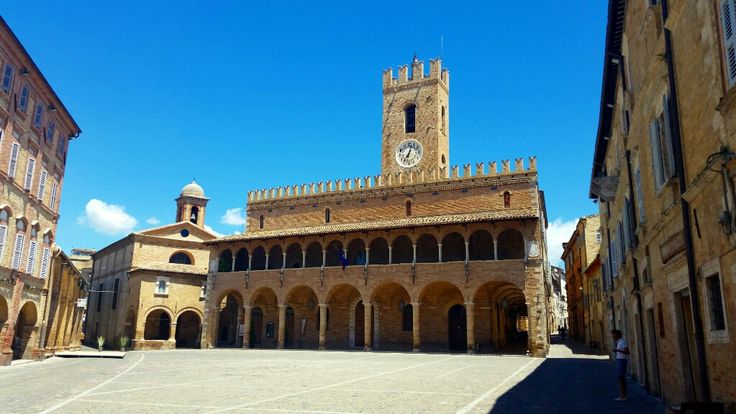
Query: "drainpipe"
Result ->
[[661, 0, 711, 401]]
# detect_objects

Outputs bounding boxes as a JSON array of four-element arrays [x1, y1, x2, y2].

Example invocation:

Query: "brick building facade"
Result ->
[[202, 58, 552, 356], [85, 182, 217, 350], [0, 17, 82, 365], [591, 0, 736, 407]]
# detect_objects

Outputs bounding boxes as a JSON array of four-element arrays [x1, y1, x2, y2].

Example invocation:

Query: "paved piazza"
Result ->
[[0, 341, 664, 413]]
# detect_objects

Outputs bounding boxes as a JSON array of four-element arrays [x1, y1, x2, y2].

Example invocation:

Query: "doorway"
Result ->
[[448, 304, 467, 351], [355, 300, 365, 348]]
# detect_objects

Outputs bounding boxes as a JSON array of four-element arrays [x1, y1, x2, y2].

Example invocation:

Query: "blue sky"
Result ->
[[2, 2, 604, 264]]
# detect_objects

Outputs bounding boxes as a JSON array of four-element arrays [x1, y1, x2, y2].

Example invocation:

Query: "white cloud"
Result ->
[[546, 218, 579, 268], [146, 217, 161, 226], [205, 225, 223, 237], [220, 208, 246, 226], [76, 199, 138, 236]]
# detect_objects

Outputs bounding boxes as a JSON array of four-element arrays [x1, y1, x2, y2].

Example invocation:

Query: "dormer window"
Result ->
[[404, 104, 416, 133]]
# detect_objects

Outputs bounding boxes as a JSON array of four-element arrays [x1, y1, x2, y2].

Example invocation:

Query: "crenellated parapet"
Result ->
[[383, 57, 449, 89], [247, 156, 538, 203]]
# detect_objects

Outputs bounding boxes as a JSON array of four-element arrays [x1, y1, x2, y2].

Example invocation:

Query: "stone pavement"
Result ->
[[0, 337, 666, 413], [490, 335, 666, 414]]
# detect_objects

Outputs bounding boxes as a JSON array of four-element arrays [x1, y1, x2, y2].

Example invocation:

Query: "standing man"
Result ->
[[611, 329, 629, 401]]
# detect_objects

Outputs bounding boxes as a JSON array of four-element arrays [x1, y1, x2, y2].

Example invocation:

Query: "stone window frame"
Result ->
[[701, 260, 729, 344], [155, 276, 170, 297]]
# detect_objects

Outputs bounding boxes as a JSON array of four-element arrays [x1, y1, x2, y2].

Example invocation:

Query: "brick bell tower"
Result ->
[[381, 56, 450, 176], [175, 180, 209, 228]]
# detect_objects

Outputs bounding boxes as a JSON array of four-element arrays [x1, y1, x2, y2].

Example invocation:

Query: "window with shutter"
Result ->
[[1, 64, 13, 92], [0, 224, 6, 264], [39, 247, 50, 278], [11, 233, 24, 270], [46, 121, 55, 143], [24, 158, 35, 190], [25, 240, 37, 275], [722, 0, 736, 87], [33, 104, 44, 128], [37, 170, 47, 201], [18, 85, 29, 112], [8, 142, 19, 178], [649, 119, 665, 189], [50, 182, 58, 210], [635, 168, 646, 223], [661, 95, 676, 179]]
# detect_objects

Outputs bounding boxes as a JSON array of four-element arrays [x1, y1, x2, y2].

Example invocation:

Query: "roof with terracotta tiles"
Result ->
[[207, 208, 538, 244], [130, 263, 207, 276]]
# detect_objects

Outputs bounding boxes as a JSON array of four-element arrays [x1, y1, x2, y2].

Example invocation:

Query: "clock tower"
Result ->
[[381, 56, 449, 176]]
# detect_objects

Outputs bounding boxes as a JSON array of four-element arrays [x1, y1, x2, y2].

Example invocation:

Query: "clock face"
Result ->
[[395, 139, 423, 168]]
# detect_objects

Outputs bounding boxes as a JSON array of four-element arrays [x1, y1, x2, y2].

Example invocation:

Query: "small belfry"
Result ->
[[175, 180, 209, 228], [382, 56, 450, 176]]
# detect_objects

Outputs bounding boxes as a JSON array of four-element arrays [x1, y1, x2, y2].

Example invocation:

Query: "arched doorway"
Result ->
[[354, 300, 365, 348], [175, 311, 201, 348], [12, 302, 37, 360], [497, 229, 525, 259], [418, 281, 464, 351], [325, 284, 362, 349], [284, 285, 319, 349], [217, 292, 242, 347], [370, 282, 412, 351], [250, 307, 264, 347], [144, 309, 171, 340], [474, 282, 528, 354], [448, 305, 467, 351], [285, 306, 295, 348]]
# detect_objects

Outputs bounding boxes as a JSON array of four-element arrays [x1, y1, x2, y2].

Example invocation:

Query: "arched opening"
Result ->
[[418, 281, 464, 352], [249, 288, 278, 348], [285, 243, 303, 268], [497, 229, 525, 260], [370, 282, 412, 351], [284, 285, 319, 349], [392, 235, 413, 264], [218, 249, 233, 272], [144, 309, 171, 340], [354, 300, 367, 348], [441, 232, 465, 262], [469, 230, 493, 260], [12, 301, 37, 360], [325, 284, 362, 349], [304, 241, 322, 268], [169, 251, 193, 265], [259, 215, 264, 229], [217, 293, 242, 347], [503, 192, 511, 208], [405, 200, 412, 216], [474, 282, 528, 354], [175, 311, 201, 348], [250, 307, 264, 347], [325, 208, 331, 224], [124, 309, 136, 340], [448, 305, 467, 351], [234, 248, 249, 271], [405, 104, 416, 133], [251, 246, 266, 270], [190, 206, 199, 224], [347, 238, 366, 266], [416, 234, 438, 263], [325, 240, 344, 267], [0, 295, 8, 328], [268, 245, 283, 269], [369, 237, 389, 264]]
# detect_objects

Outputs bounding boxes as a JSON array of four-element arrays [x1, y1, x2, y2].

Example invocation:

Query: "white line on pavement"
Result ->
[[455, 357, 540, 414], [207, 355, 463, 413], [436, 364, 469, 379], [37, 354, 145, 414]]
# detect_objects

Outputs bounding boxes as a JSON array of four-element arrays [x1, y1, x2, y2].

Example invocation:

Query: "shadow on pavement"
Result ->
[[488, 347, 665, 414]]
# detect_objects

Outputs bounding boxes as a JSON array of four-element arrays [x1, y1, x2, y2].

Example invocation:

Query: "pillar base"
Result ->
[[319, 346, 326, 351], [466, 349, 475, 355], [412, 348, 420, 353]]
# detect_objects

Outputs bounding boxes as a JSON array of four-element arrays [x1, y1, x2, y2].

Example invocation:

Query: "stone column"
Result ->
[[490, 301, 499, 349], [388, 246, 393, 264], [364, 302, 372, 351], [438, 243, 443, 262], [169, 322, 177, 347], [242, 305, 251, 349], [365, 247, 370, 266], [412, 302, 421, 352], [412, 244, 417, 264], [465, 302, 475, 353], [493, 240, 498, 260], [265, 254, 270, 270], [322, 249, 326, 267], [464, 241, 470, 263], [282, 252, 286, 269], [319, 304, 328, 350], [277, 304, 286, 349], [302, 251, 306, 266], [248, 254, 253, 270], [230, 255, 235, 272]]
